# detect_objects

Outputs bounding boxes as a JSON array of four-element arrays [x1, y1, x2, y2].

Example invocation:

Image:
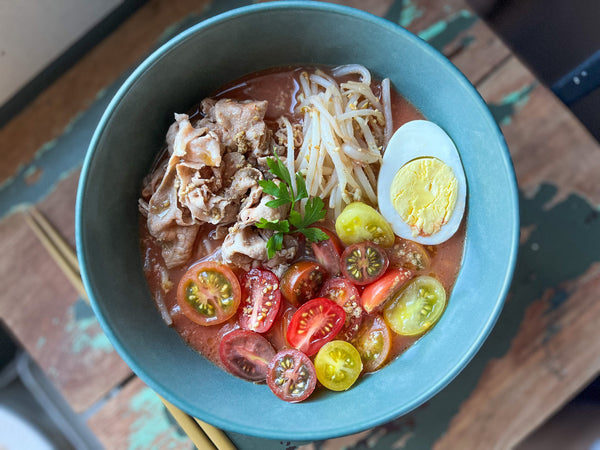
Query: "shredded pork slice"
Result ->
[[178, 166, 264, 225], [222, 189, 295, 273], [202, 99, 270, 154], [221, 224, 269, 268], [144, 98, 296, 270], [221, 226, 298, 276], [146, 163, 200, 267], [146, 113, 222, 267], [239, 189, 284, 225]]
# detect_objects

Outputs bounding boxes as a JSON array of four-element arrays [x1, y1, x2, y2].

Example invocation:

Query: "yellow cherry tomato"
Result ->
[[314, 340, 363, 391], [384, 276, 446, 336], [335, 202, 395, 247]]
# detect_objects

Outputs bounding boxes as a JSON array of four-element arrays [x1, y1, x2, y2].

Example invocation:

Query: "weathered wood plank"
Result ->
[[0, 0, 511, 187], [395, 0, 512, 85], [481, 56, 600, 205], [429, 56, 600, 447], [0, 0, 212, 184], [2, 0, 599, 449], [0, 173, 131, 412], [87, 377, 195, 449], [437, 263, 600, 448]]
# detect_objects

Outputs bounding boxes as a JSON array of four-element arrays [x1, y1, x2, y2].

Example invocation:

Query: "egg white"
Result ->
[[377, 120, 467, 245]]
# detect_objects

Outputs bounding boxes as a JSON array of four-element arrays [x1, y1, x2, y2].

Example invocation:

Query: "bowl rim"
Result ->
[[76, 0, 519, 440]]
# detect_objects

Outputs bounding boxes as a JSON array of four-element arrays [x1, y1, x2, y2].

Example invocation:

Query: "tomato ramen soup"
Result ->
[[139, 65, 466, 402]]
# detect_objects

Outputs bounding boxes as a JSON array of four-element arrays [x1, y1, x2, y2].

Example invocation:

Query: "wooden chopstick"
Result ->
[[25, 207, 237, 450], [194, 418, 237, 450], [28, 207, 80, 273], [24, 209, 88, 301], [160, 396, 218, 449]]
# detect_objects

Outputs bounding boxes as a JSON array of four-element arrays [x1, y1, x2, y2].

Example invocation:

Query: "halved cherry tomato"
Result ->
[[286, 298, 346, 356], [311, 226, 343, 276], [361, 268, 413, 313], [352, 315, 392, 372], [280, 260, 328, 307], [386, 236, 431, 272], [384, 276, 447, 336], [319, 278, 364, 341], [267, 304, 296, 350], [177, 261, 241, 326], [341, 241, 389, 286], [314, 340, 363, 391], [239, 268, 281, 333], [335, 202, 395, 247], [219, 329, 276, 382], [267, 349, 317, 402]]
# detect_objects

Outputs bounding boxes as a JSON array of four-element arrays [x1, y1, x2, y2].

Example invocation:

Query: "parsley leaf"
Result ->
[[258, 179, 282, 197], [298, 227, 329, 243], [299, 197, 326, 229], [266, 155, 292, 188], [265, 198, 294, 209], [256, 218, 290, 233], [295, 173, 308, 201], [266, 232, 285, 259], [257, 155, 328, 258], [288, 209, 303, 229]]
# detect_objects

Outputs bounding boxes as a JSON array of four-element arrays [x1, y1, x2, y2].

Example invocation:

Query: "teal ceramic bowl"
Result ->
[[76, 2, 518, 440]]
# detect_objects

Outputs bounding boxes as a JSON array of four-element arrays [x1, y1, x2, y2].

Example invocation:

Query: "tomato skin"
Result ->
[[319, 277, 364, 341], [314, 340, 363, 391], [280, 260, 328, 307], [341, 241, 389, 286], [267, 304, 297, 350], [361, 268, 413, 313], [177, 261, 241, 326], [239, 268, 281, 333], [335, 202, 395, 247], [386, 236, 431, 272], [267, 349, 317, 402], [286, 298, 346, 356], [352, 315, 392, 372], [311, 226, 343, 277], [384, 275, 447, 336], [219, 329, 276, 382]]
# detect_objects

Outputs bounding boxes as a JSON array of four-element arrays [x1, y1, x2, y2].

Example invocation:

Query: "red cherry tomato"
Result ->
[[286, 298, 346, 356], [319, 277, 364, 341], [352, 315, 392, 372], [219, 329, 276, 382], [386, 236, 431, 272], [311, 226, 343, 276], [341, 241, 389, 286], [267, 304, 297, 350], [280, 260, 328, 307], [177, 261, 241, 326], [239, 268, 281, 333], [361, 268, 413, 313], [267, 349, 317, 402]]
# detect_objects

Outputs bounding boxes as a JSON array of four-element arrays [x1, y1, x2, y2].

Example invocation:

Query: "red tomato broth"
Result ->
[[140, 65, 466, 387]]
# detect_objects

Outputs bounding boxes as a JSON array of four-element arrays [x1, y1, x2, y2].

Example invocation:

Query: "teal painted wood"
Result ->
[[127, 387, 195, 450], [3, 0, 597, 448]]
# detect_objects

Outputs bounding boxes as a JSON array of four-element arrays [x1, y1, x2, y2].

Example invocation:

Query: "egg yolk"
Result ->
[[390, 157, 458, 237]]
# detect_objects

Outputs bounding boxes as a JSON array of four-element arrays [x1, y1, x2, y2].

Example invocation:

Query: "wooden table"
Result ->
[[1, 0, 599, 448]]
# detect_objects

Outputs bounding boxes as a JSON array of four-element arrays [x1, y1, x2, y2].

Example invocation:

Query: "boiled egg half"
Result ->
[[378, 120, 466, 245]]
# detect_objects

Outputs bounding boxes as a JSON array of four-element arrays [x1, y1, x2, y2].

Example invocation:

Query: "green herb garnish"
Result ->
[[256, 155, 328, 258]]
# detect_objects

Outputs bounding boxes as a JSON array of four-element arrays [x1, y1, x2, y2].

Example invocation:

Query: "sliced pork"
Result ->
[[142, 98, 296, 270]]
